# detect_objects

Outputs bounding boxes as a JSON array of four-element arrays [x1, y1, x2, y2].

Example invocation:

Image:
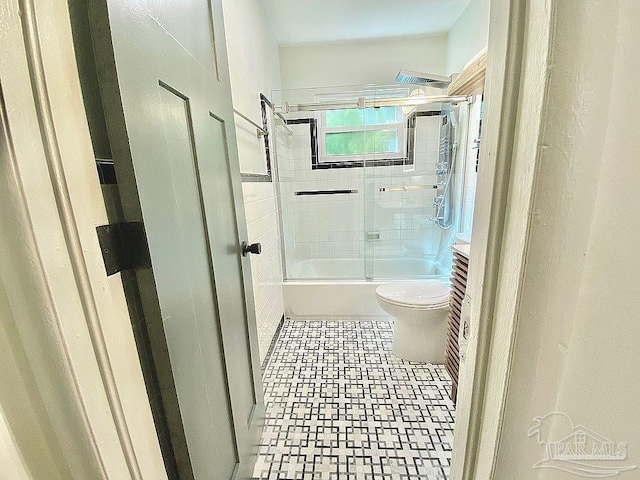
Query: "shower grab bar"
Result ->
[[294, 189, 358, 196], [379, 185, 438, 192], [233, 109, 268, 137]]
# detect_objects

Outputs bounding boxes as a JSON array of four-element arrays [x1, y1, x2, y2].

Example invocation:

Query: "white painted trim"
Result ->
[[0, 0, 166, 477], [19, 1, 142, 476], [451, 0, 555, 478], [0, 403, 30, 479], [0, 77, 109, 478]]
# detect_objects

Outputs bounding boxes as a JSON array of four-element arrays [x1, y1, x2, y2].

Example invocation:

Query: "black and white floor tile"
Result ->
[[253, 320, 455, 480]]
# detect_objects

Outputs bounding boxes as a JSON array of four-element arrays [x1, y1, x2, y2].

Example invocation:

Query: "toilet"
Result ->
[[375, 280, 450, 363]]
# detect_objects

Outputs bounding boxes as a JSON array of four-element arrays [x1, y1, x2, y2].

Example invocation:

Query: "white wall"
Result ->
[[445, 0, 490, 75], [0, 403, 30, 479], [224, 0, 282, 174], [241, 183, 285, 360], [223, 0, 285, 362], [279, 34, 447, 90], [490, 0, 640, 478]]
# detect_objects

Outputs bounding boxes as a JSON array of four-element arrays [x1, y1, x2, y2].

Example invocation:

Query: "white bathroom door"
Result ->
[[90, 0, 263, 478]]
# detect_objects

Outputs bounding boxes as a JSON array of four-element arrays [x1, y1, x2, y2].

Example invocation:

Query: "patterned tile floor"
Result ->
[[253, 320, 456, 480]]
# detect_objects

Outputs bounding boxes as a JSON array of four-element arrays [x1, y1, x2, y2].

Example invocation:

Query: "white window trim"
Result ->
[[317, 112, 408, 164]]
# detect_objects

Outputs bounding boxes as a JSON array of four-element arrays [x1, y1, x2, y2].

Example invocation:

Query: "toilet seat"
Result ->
[[376, 280, 450, 309]]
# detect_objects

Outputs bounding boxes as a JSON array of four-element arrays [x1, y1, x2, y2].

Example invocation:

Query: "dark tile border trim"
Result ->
[[416, 111, 443, 117], [294, 189, 358, 196], [312, 158, 410, 169], [261, 315, 285, 374], [260, 93, 273, 176], [286, 117, 319, 168], [285, 110, 443, 170], [240, 108, 445, 180], [240, 93, 274, 183]]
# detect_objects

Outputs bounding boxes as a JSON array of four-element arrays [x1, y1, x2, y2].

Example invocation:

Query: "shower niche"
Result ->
[[269, 84, 474, 283]]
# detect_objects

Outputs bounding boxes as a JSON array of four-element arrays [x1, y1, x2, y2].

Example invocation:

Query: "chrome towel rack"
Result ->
[[233, 109, 268, 138]]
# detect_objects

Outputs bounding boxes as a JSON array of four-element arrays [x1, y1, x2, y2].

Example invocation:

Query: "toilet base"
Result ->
[[392, 315, 447, 364]]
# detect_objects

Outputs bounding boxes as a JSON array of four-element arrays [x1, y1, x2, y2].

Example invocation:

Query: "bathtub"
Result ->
[[283, 258, 450, 319]]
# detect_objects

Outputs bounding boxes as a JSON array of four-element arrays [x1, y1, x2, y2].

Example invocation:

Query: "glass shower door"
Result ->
[[363, 102, 448, 280], [272, 83, 464, 282], [274, 85, 368, 280]]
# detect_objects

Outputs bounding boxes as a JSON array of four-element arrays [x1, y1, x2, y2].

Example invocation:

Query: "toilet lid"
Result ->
[[376, 280, 450, 307]]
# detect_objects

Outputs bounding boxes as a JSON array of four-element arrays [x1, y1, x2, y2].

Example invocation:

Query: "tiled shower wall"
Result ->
[[282, 121, 365, 262], [242, 182, 284, 361], [277, 114, 447, 272]]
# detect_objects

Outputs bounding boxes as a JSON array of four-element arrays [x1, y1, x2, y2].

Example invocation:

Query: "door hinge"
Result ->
[[96, 222, 151, 276]]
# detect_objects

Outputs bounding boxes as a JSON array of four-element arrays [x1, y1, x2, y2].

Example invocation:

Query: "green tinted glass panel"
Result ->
[[326, 106, 402, 127], [325, 130, 399, 156]]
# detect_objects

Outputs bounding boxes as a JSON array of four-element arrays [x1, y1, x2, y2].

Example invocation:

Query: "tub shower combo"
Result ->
[[268, 78, 476, 359]]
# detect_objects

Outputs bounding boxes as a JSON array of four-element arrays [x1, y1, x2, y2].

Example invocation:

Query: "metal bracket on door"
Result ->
[[96, 222, 152, 276]]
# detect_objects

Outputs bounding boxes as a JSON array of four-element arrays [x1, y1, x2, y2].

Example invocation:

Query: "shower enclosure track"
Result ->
[[278, 94, 470, 113]]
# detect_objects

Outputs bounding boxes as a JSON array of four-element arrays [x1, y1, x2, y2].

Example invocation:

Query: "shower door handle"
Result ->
[[241, 241, 262, 256]]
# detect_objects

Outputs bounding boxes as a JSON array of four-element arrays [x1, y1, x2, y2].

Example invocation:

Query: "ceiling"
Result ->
[[262, 0, 472, 46]]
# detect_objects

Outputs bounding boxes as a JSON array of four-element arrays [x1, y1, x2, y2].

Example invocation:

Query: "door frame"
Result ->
[[2, 0, 557, 478], [451, 0, 555, 478], [0, 0, 166, 477]]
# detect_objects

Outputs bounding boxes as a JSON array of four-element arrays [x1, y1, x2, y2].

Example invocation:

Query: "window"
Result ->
[[317, 106, 408, 167]]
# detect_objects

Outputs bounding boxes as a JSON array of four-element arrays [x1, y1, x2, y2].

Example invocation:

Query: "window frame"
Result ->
[[317, 106, 408, 166]]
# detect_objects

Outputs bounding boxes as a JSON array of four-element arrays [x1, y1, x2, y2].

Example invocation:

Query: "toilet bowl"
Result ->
[[375, 280, 450, 363]]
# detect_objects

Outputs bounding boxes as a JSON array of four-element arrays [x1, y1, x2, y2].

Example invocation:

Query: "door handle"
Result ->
[[241, 241, 262, 257]]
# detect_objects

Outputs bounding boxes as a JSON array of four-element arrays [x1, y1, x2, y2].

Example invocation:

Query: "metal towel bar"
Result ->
[[233, 109, 268, 137], [379, 185, 437, 192]]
